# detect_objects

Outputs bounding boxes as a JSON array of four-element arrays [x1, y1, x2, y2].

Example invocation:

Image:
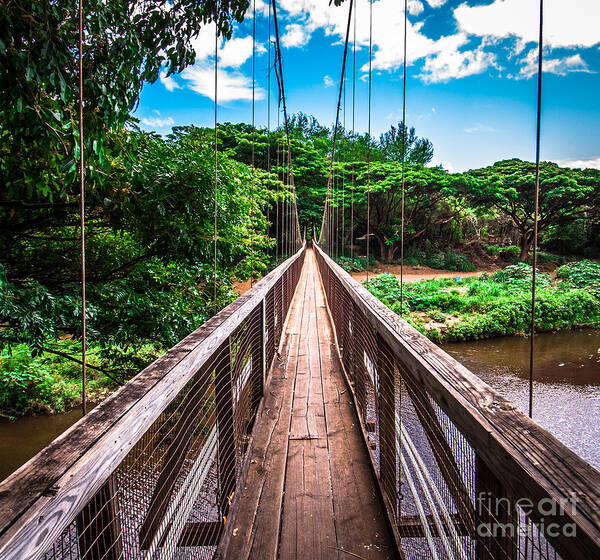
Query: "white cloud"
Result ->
[[323, 75, 334, 88], [275, 0, 599, 85], [558, 156, 600, 170], [454, 0, 600, 50], [464, 123, 496, 134], [181, 64, 265, 102], [160, 71, 181, 92], [219, 36, 255, 68], [429, 160, 456, 172], [519, 50, 592, 78], [141, 115, 175, 128], [407, 0, 424, 16], [282, 23, 312, 48], [177, 25, 263, 103], [277, 0, 497, 83], [419, 42, 496, 83]]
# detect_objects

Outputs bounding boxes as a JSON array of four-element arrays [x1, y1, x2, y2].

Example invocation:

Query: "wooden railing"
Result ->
[[0, 245, 305, 560], [314, 243, 600, 560]]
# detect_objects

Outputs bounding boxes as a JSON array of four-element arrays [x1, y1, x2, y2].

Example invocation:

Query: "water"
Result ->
[[442, 329, 600, 470], [0, 407, 86, 482]]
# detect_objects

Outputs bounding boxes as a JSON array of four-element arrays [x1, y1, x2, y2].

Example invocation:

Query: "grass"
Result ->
[[366, 261, 600, 342]]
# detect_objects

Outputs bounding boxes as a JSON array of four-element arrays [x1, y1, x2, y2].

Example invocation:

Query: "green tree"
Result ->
[[344, 162, 464, 260], [466, 159, 596, 261], [379, 121, 434, 165]]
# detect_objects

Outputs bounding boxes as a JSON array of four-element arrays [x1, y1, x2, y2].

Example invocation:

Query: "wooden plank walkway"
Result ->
[[226, 249, 397, 560]]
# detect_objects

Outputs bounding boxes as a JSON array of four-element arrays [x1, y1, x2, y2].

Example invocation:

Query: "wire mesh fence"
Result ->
[[314, 242, 599, 560], [0, 246, 305, 560]]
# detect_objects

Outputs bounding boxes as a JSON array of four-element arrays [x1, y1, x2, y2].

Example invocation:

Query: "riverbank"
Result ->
[[365, 261, 600, 342]]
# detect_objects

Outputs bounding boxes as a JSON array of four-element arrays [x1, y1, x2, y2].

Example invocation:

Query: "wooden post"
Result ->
[[377, 334, 398, 521], [252, 303, 265, 413], [77, 477, 123, 560], [215, 339, 236, 518], [353, 302, 367, 418], [475, 455, 518, 560]]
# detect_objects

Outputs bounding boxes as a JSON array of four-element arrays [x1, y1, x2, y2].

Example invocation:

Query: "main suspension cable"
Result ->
[[366, 0, 373, 285], [529, 0, 544, 419], [272, 0, 301, 252], [213, 6, 219, 314], [250, 0, 256, 286], [319, 0, 354, 251], [267, 0, 272, 262], [78, 0, 87, 416]]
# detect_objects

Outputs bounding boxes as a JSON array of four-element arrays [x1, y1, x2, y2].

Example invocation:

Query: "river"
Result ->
[[1, 329, 599, 483], [442, 328, 600, 470]]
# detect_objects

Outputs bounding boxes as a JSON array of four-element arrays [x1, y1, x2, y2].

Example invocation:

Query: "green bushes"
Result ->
[[402, 248, 475, 271], [491, 263, 551, 287], [485, 245, 520, 262], [365, 262, 600, 342], [0, 346, 80, 416]]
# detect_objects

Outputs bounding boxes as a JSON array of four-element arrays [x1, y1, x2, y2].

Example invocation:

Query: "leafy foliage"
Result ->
[[366, 262, 600, 342]]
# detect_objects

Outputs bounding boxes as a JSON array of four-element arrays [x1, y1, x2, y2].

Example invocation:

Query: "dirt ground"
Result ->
[[234, 278, 254, 295], [350, 263, 497, 284]]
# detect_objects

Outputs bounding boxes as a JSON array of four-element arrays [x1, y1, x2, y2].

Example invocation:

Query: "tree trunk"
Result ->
[[519, 235, 530, 262], [384, 243, 397, 262]]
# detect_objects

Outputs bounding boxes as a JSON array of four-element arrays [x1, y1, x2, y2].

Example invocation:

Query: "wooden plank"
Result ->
[[377, 334, 399, 523], [397, 514, 469, 538], [0, 246, 306, 560], [177, 521, 223, 547], [475, 455, 518, 560], [215, 340, 236, 518], [403, 373, 475, 533], [314, 243, 600, 560], [279, 257, 338, 560]]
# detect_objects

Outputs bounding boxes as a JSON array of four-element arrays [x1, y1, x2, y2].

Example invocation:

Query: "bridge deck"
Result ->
[[226, 249, 396, 559]]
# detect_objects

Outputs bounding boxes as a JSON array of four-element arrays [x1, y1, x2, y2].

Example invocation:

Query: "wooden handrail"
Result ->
[[314, 243, 600, 560], [0, 244, 305, 560]]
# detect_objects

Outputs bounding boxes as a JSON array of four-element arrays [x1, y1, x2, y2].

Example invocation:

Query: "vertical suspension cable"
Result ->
[[529, 0, 544, 419], [213, 6, 219, 314], [276, 118, 280, 262], [250, 0, 256, 286], [78, 0, 87, 416], [400, 0, 407, 316], [342, 77, 346, 259], [366, 0, 373, 285], [267, 0, 272, 263]]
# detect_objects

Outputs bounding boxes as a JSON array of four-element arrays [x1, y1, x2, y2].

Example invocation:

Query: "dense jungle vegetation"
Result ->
[[2, 1, 600, 416]]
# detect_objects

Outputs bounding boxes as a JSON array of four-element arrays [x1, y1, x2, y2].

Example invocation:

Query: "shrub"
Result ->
[[0, 346, 80, 416], [556, 260, 600, 298], [491, 263, 551, 287]]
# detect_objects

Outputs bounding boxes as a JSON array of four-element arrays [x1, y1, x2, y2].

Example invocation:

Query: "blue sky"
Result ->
[[137, 0, 600, 172]]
